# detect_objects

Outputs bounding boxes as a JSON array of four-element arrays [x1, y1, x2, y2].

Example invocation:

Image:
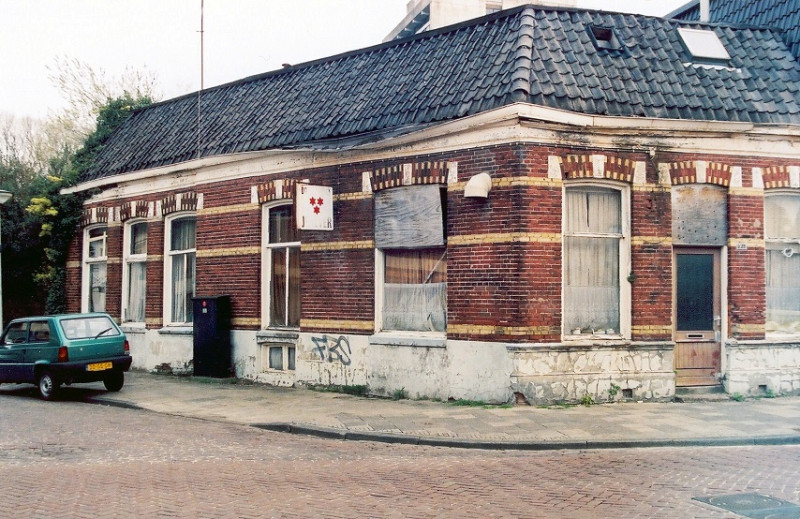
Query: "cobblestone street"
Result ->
[[2, 394, 800, 518]]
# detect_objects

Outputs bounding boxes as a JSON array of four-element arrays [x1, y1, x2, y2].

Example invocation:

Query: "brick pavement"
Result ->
[[2, 394, 800, 518]]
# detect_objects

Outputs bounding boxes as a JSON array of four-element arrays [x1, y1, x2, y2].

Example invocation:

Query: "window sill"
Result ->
[[120, 323, 147, 334], [257, 329, 300, 344], [370, 332, 446, 348], [158, 326, 193, 336]]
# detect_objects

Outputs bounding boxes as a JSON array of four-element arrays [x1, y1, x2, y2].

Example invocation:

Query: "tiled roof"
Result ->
[[83, 5, 800, 182], [671, 0, 800, 61]]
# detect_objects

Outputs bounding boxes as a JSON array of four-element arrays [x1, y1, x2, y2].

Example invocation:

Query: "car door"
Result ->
[[0, 321, 29, 382], [24, 320, 56, 379]]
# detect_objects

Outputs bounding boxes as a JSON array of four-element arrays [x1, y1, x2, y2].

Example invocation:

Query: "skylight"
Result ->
[[678, 27, 731, 62]]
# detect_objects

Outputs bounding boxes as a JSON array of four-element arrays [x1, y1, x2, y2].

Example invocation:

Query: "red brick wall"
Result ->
[[63, 144, 790, 345]]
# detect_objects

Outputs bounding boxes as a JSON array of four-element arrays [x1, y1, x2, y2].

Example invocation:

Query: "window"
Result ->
[[83, 226, 107, 313], [375, 185, 447, 333], [164, 215, 196, 325], [262, 204, 300, 328], [266, 345, 296, 371], [563, 185, 629, 336], [678, 27, 731, 63], [765, 193, 800, 334], [123, 221, 147, 323]]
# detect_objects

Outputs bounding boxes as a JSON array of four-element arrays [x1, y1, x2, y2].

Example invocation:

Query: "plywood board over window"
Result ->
[[375, 185, 445, 249]]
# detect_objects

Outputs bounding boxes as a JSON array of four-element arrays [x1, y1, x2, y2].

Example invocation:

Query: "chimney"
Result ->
[[700, 0, 710, 22]]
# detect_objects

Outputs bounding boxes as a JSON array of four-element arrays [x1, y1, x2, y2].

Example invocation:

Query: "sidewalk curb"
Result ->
[[251, 422, 800, 451], [88, 391, 800, 452]]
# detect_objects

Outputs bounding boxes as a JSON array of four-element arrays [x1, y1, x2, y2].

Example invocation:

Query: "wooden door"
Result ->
[[674, 249, 721, 387]]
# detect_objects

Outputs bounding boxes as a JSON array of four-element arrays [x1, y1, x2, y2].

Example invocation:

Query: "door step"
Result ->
[[674, 385, 728, 402]]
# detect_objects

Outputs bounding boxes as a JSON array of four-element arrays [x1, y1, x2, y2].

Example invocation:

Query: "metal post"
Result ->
[[0, 190, 13, 330]]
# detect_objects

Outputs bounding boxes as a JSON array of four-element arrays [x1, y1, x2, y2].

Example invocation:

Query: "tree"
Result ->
[[27, 94, 153, 314], [0, 58, 159, 320]]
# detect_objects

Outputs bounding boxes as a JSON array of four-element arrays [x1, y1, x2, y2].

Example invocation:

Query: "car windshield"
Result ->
[[59, 316, 120, 340]]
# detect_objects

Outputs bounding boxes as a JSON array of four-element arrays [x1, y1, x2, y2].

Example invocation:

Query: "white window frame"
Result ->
[[81, 225, 108, 313], [163, 213, 196, 326], [562, 181, 631, 339], [764, 190, 800, 337], [122, 219, 148, 323], [262, 343, 296, 372], [261, 202, 301, 329]]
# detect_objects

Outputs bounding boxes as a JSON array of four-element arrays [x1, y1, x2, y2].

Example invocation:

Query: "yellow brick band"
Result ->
[[449, 232, 561, 246], [198, 203, 258, 216], [733, 324, 766, 334], [334, 192, 372, 201], [301, 240, 374, 251], [232, 317, 260, 327], [632, 184, 670, 193], [729, 188, 764, 197], [727, 238, 764, 249], [145, 318, 163, 326], [66, 260, 81, 269], [632, 325, 672, 335], [196, 246, 260, 258], [449, 324, 556, 336], [631, 236, 673, 247], [300, 319, 374, 331]]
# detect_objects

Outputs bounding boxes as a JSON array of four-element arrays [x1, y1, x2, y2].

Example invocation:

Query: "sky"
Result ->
[[1, 0, 688, 121]]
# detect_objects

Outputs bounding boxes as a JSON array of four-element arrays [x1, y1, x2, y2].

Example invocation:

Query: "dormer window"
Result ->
[[678, 27, 731, 64], [589, 26, 624, 53]]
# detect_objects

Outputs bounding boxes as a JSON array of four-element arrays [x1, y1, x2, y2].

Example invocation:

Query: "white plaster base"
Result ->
[[724, 340, 800, 396], [509, 342, 676, 405]]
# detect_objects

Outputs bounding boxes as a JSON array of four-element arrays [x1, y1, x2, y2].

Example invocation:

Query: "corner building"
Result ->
[[65, 6, 800, 403]]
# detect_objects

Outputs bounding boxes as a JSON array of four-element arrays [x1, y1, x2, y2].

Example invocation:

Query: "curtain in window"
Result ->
[[383, 248, 447, 332], [131, 222, 147, 254], [171, 218, 196, 250], [766, 249, 800, 333], [89, 263, 106, 312], [127, 262, 146, 322], [765, 196, 800, 333], [564, 187, 621, 334], [171, 252, 195, 323]]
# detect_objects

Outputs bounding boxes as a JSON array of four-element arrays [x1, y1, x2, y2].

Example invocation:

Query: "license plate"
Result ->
[[87, 362, 113, 372]]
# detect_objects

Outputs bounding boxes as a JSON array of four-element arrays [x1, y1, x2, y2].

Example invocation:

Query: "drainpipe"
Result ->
[[700, 0, 710, 22]]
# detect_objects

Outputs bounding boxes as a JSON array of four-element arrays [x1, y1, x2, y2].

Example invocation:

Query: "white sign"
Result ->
[[296, 184, 333, 230]]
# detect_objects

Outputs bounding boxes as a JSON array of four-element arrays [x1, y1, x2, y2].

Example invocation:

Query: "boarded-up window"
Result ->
[[376, 186, 446, 332], [765, 194, 800, 334]]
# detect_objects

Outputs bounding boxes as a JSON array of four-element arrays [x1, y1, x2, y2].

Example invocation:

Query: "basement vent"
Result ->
[[589, 25, 624, 53]]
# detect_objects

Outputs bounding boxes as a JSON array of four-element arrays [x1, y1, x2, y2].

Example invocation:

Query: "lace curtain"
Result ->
[[564, 187, 621, 334], [765, 194, 800, 333]]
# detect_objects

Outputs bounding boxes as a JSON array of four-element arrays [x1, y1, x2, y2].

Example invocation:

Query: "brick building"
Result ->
[[64, 5, 800, 403]]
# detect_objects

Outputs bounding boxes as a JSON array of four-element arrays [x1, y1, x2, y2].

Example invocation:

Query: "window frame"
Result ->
[[764, 190, 800, 336], [81, 224, 108, 313], [163, 213, 196, 327], [122, 219, 148, 324], [562, 181, 631, 340], [261, 202, 301, 329]]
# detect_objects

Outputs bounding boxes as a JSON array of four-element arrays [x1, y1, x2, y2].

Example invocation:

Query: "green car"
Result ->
[[0, 313, 132, 400]]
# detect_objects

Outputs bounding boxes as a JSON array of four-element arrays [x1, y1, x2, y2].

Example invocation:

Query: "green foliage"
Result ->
[[0, 94, 152, 319], [392, 387, 407, 400], [730, 392, 746, 402], [579, 394, 596, 406]]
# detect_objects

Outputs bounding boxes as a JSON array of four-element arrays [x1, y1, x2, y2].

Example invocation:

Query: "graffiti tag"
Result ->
[[311, 335, 352, 366]]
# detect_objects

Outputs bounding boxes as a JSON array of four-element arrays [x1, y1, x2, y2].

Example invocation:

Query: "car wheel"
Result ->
[[37, 370, 59, 400], [103, 371, 124, 392]]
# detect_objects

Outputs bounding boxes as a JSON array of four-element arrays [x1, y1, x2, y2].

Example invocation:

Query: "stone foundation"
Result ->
[[724, 340, 800, 396]]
